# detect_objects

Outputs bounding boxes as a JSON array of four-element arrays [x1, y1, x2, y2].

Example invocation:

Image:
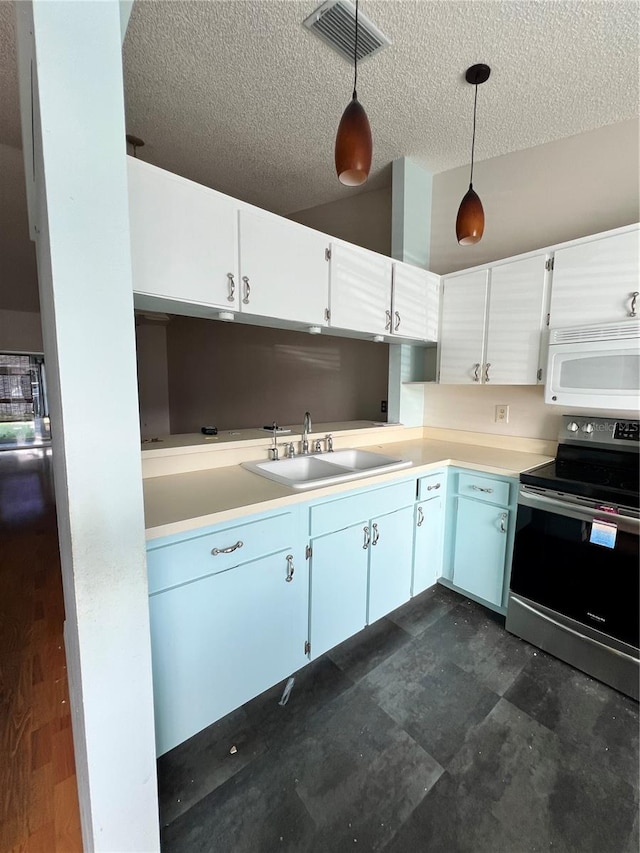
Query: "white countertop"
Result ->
[[143, 435, 554, 541]]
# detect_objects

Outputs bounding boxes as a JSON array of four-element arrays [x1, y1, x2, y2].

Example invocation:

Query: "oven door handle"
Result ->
[[519, 488, 640, 535]]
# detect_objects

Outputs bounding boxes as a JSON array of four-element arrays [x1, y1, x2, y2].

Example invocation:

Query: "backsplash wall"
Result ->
[[164, 317, 390, 433]]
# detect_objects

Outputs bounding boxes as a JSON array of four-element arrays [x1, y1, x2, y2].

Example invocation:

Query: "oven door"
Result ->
[[509, 487, 639, 649]]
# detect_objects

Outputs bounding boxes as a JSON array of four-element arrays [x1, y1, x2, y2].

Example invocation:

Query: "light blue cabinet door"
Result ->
[[412, 496, 444, 596], [368, 505, 414, 623], [149, 547, 307, 756], [309, 524, 369, 658], [452, 498, 509, 606]]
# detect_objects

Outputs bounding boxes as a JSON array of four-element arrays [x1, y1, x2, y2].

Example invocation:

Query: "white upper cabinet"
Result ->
[[439, 270, 489, 384], [549, 228, 640, 329], [485, 255, 548, 384], [329, 242, 392, 336], [128, 158, 238, 309], [237, 209, 329, 326], [392, 263, 440, 342], [439, 255, 548, 385]]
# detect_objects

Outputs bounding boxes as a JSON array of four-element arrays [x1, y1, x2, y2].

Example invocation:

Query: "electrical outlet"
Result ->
[[381, 400, 388, 413], [495, 405, 509, 424]]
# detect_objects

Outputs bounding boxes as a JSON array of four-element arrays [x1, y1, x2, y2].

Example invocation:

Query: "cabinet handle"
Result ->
[[629, 291, 639, 317], [471, 485, 494, 494], [426, 482, 441, 491], [499, 512, 508, 534], [484, 362, 491, 383], [211, 540, 243, 556], [227, 272, 235, 302], [417, 506, 424, 527], [372, 522, 380, 546], [473, 363, 480, 382], [385, 310, 392, 331], [242, 276, 250, 304], [285, 554, 295, 582], [394, 311, 401, 332], [362, 525, 370, 550]]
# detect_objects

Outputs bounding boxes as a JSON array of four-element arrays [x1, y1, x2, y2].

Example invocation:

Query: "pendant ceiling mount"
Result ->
[[456, 63, 491, 246]]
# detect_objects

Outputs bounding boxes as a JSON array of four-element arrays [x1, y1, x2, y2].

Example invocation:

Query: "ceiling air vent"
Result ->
[[303, 0, 391, 65]]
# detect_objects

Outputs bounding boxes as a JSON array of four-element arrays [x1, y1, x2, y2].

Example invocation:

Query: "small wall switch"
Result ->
[[495, 405, 509, 424]]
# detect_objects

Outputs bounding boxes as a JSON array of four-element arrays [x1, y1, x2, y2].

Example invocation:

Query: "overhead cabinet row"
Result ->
[[127, 157, 439, 342]]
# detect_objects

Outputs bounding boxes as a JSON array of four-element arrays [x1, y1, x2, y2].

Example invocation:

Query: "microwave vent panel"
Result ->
[[303, 0, 392, 64], [550, 321, 640, 345]]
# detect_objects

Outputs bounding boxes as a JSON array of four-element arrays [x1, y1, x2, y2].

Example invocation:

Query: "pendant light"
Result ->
[[456, 64, 491, 245], [334, 0, 372, 186]]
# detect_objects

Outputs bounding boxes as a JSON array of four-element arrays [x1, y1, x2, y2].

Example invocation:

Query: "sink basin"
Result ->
[[242, 449, 412, 490]]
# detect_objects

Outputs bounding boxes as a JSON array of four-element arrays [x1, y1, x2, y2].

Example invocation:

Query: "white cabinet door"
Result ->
[[439, 270, 488, 383], [392, 263, 440, 341], [238, 209, 329, 325], [367, 505, 414, 623], [549, 229, 640, 328], [485, 255, 548, 385], [128, 157, 238, 308], [412, 496, 444, 596], [329, 242, 392, 335]]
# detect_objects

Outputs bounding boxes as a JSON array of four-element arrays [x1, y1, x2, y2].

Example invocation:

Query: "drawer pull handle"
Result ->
[[417, 506, 424, 527], [363, 526, 370, 549], [285, 554, 295, 582], [499, 512, 508, 533], [385, 309, 392, 331], [426, 482, 441, 491], [484, 362, 491, 383], [242, 276, 250, 304], [211, 540, 243, 556], [629, 291, 639, 317], [473, 363, 480, 382], [227, 272, 235, 302], [394, 311, 401, 332], [372, 522, 380, 546], [471, 485, 494, 494]]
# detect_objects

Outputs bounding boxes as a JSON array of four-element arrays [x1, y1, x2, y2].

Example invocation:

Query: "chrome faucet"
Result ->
[[301, 411, 312, 455], [326, 433, 333, 452]]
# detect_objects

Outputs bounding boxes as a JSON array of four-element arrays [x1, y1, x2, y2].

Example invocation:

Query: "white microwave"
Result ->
[[545, 321, 640, 410]]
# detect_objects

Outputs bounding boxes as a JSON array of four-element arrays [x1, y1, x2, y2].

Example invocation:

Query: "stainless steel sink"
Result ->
[[242, 449, 412, 490]]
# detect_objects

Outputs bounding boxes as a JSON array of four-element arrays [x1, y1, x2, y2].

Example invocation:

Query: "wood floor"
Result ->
[[0, 448, 82, 852]]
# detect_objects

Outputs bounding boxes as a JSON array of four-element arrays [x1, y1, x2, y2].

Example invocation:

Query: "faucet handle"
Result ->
[[326, 433, 333, 452], [314, 438, 322, 453]]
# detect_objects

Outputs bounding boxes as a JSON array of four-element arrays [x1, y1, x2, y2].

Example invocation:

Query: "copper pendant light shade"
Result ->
[[456, 63, 491, 245], [335, 0, 372, 186]]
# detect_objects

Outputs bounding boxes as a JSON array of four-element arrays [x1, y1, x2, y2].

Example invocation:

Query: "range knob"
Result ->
[[566, 421, 579, 432], [581, 422, 594, 434]]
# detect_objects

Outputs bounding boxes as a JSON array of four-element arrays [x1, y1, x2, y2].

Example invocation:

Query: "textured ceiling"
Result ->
[[0, 1, 638, 221], [120, 0, 640, 214]]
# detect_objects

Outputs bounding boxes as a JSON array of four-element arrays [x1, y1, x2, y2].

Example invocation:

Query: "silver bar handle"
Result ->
[[472, 485, 494, 494], [629, 291, 639, 317], [484, 362, 491, 383], [417, 506, 424, 527], [385, 310, 392, 331], [285, 554, 295, 582], [394, 311, 401, 331], [426, 482, 441, 491], [227, 272, 235, 302], [473, 363, 480, 382], [211, 540, 243, 556], [372, 522, 380, 546], [362, 526, 370, 550], [242, 275, 250, 304], [499, 512, 507, 533]]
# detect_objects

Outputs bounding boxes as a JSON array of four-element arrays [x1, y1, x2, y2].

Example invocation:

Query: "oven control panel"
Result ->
[[560, 416, 639, 448], [614, 421, 639, 442]]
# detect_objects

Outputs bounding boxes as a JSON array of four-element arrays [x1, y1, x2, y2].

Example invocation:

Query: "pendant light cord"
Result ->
[[469, 80, 478, 186], [352, 0, 359, 99]]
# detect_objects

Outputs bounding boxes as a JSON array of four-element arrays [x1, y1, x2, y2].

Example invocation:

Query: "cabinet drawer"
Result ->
[[147, 510, 295, 594], [309, 480, 415, 537], [457, 473, 510, 506], [417, 471, 446, 500]]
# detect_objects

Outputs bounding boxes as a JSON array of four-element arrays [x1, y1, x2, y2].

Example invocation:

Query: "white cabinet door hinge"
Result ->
[[537, 368, 543, 381], [325, 247, 331, 261], [305, 544, 312, 560], [545, 258, 555, 272], [304, 640, 311, 655], [324, 308, 330, 322]]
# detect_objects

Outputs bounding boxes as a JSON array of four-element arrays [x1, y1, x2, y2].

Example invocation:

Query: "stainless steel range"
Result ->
[[506, 415, 639, 700]]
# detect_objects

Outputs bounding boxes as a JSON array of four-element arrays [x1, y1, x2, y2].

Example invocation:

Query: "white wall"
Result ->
[[288, 186, 392, 255], [429, 119, 639, 275], [0, 309, 43, 353]]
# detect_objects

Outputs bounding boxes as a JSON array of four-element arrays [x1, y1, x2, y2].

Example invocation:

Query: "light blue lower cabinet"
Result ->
[[148, 513, 307, 756], [450, 497, 509, 608], [412, 494, 444, 596], [308, 523, 369, 659], [368, 505, 414, 623]]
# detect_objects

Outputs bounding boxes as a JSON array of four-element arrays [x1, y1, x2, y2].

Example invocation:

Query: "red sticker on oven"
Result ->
[[589, 520, 617, 549]]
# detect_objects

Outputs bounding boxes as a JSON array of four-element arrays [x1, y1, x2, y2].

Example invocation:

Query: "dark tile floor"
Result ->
[[158, 584, 639, 853]]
